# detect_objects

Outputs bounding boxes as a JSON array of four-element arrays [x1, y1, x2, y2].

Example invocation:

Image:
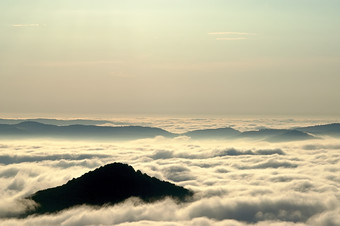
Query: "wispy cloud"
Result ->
[[208, 32, 256, 36], [216, 37, 248, 41], [11, 24, 40, 27], [209, 31, 256, 41]]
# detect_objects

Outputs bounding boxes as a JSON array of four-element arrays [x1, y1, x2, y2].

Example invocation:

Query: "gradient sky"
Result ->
[[1, 0, 340, 116]]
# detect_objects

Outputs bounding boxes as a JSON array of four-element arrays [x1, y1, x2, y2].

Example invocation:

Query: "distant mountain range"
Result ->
[[27, 163, 193, 215], [0, 118, 112, 126], [0, 121, 173, 140], [0, 119, 339, 142]]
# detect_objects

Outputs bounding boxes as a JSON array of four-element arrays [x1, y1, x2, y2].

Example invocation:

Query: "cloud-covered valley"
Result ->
[[0, 126, 340, 225]]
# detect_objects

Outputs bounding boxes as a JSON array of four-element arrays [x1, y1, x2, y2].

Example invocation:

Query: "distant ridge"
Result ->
[[182, 127, 315, 142], [0, 118, 112, 126], [295, 123, 340, 137], [0, 121, 174, 140], [241, 129, 315, 142], [182, 127, 240, 139], [1, 120, 339, 141], [27, 163, 193, 214]]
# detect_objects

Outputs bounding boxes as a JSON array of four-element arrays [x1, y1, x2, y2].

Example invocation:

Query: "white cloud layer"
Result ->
[[0, 119, 339, 225]]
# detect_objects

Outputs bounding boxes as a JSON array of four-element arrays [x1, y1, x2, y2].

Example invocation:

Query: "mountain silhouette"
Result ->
[[0, 122, 174, 140], [182, 127, 241, 139], [0, 118, 112, 126], [181, 127, 314, 142], [265, 130, 315, 142], [27, 163, 193, 214], [241, 129, 315, 142], [295, 123, 340, 137]]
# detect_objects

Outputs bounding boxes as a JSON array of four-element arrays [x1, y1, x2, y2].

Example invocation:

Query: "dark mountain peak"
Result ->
[[27, 162, 193, 214], [73, 162, 140, 184]]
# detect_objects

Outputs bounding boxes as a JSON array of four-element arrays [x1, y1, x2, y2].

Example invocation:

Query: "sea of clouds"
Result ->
[[0, 118, 340, 225]]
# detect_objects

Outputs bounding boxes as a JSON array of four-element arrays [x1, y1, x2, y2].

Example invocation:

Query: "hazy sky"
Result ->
[[1, 0, 340, 116]]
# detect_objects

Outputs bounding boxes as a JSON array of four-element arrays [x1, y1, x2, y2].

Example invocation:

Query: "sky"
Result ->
[[1, 0, 340, 116]]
